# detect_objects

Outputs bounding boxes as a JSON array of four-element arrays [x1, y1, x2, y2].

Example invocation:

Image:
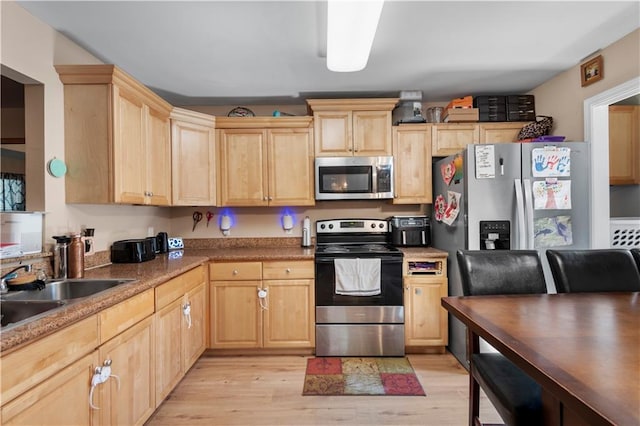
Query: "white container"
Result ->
[[0, 212, 44, 258], [302, 216, 312, 247]]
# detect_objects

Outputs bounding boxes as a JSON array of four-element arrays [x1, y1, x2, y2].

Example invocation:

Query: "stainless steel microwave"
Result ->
[[315, 156, 394, 200]]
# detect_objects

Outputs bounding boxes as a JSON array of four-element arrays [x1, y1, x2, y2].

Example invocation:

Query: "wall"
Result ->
[[531, 28, 640, 238], [1, 1, 171, 251], [530, 29, 640, 141]]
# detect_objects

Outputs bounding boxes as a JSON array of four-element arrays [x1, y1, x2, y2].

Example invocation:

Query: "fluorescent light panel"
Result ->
[[327, 0, 384, 72]]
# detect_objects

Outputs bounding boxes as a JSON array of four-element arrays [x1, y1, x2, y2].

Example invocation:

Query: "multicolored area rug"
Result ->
[[302, 357, 426, 396]]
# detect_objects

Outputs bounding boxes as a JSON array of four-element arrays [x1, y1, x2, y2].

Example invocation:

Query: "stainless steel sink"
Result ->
[[0, 300, 66, 328], [1, 278, 136, 301]]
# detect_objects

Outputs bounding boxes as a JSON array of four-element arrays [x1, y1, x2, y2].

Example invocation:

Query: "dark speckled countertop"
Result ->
[[0, 245, 315, 353], [0, 243, 445, 353]]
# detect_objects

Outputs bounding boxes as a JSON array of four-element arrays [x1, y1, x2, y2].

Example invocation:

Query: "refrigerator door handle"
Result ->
[[514, 179, 526, 249], [523, 179, 535, 249]]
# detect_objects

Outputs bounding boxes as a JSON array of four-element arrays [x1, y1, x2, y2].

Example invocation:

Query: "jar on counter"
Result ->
[[68, 233, 85, 278]]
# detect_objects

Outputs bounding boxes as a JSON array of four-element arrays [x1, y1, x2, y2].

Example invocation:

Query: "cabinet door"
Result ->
[[432, 124, 479, 157], [171, 119, 217, 205], [210, 281, 262, 348], [1, 352, 98, 425], [218, 129, 268, 206], [263, 279, 315, 348], [154, 298, 183, 404], [609, 105, 640, 185], [97, 316, 155, 426], [404, 278, 448, 347], [113, 86, 146, 204], [313, 111, 352, 156], [268, 128, 315, 206], [353, 110, 393, 156], [393, 125, 432, 204], [479, 122, 526, 144], [183, 281, 208, 371], [146, 106, 172, 205]]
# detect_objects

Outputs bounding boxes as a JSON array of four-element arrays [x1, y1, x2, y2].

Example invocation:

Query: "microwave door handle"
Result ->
[[401, 230, 406, 245], [421, 230, 425, 245]]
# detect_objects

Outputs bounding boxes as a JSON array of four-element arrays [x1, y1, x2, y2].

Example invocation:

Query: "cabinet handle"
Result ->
[[89, 359, 121, 410], [268, 196, 273, 201], [232, 269, 239, 275], [148, 191, 153, 197], [286, 268, 291, 273], [183, 302, 192, 329]]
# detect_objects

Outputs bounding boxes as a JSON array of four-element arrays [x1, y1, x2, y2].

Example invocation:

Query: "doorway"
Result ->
[[584, 76, 640, 248]]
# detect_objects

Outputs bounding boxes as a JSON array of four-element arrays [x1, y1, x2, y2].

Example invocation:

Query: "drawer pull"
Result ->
[[232, 270, 239, 275], [286, 268, 291, 273]]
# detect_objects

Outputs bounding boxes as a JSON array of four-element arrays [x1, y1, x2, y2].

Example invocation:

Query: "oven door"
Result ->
[[314, 256, 403, 307]]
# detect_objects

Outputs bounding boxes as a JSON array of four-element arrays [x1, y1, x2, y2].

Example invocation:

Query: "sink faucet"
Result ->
[[0, 264, 33, 293]]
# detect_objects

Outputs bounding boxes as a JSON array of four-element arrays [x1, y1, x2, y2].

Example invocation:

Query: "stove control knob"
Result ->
[[320, 224, 326, 229], [379, 223, 385, 229], [328, 224, 334, 229], [371, 223, 376, 228]]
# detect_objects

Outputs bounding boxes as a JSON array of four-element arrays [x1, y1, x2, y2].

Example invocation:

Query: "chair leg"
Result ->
[[469, 372, 481, 426]]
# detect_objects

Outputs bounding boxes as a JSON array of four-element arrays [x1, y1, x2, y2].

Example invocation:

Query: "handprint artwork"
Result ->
[[532, 147, 571, 177]]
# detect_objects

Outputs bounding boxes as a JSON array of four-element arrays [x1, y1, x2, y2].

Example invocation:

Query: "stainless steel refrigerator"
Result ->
[[432, 142, 590, 366]]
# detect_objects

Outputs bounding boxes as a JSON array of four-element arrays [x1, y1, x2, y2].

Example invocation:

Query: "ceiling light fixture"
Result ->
[[326, 0, 385, 72]]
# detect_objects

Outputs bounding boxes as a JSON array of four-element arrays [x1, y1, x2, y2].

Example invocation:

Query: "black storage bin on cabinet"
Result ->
[[506, 95, 536, 121], [474, 96, 507, 122]]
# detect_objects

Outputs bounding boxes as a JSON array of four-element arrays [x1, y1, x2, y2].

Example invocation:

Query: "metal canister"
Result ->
[[52, 235, 71, 279], [68, 233, 85, 278]]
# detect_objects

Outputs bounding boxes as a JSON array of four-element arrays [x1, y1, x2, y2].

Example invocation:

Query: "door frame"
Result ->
[[584, 76, 640, 248]]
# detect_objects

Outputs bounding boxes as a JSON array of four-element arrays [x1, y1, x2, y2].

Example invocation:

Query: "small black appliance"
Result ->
[[111, 239, 156, 263], [388, 215, 431, 247]]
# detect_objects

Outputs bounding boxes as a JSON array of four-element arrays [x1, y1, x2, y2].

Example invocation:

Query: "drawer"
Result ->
[[209, 262, 262, 281], [156, 265, 206, 309], [1, 315, 98, 404], [262, 260, 315, 280], [99, 289, 154, 344]]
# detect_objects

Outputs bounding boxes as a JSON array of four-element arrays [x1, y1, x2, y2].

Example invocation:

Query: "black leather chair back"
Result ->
[[546, 249, 640, 293], [456, 250, 547, 296], [631, 248, 640, 272]]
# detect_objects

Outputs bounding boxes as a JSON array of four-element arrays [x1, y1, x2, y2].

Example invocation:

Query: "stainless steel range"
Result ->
[[314, 219, 404, 356]]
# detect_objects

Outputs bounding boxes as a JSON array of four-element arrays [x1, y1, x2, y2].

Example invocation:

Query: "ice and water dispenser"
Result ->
[[479, 221, 510, 250]]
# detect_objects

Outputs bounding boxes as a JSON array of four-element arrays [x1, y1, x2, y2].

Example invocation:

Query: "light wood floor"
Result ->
[[145, 353, 501, 425]]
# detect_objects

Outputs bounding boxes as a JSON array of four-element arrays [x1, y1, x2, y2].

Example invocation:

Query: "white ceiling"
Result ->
[[17, 1, 640, 106]]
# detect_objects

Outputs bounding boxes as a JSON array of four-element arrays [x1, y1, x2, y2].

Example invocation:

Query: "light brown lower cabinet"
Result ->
[[210, 260, 315, 351], [403, 255, 448, 353], [154, 265, 208, 403], [94, 315, 156, 426], [1, 349, 98, 425], [1, 264, 212, 425]]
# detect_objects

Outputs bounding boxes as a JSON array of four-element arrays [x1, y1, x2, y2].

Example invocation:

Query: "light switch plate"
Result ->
[[168, 237, 184, 250]]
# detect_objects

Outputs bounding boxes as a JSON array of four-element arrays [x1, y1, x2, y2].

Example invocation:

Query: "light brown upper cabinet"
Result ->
[[432, 122, 530, 157], [216, 117, 315, 207], [478, 122, 529, 144], [56, 65, 172, 205], [170, 108, 216, 206], [609, 105, 640, 185], [392, 124, 433, 204], [307, 98, 398, 157]]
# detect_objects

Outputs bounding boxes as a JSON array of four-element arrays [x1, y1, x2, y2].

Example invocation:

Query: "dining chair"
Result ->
[[546, 249, 640, 293], [631, 248, 640, 272], [456, 250, 545, 426]]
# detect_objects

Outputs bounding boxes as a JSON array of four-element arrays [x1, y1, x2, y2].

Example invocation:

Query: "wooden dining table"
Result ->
[[441, 292, 639, 426]]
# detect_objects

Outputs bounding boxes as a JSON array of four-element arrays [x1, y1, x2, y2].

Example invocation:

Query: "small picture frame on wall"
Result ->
[[580, 55, 604, 87]]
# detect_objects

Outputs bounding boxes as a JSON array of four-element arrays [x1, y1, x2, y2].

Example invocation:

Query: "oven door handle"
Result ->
[[315, 257, 403, 264]]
